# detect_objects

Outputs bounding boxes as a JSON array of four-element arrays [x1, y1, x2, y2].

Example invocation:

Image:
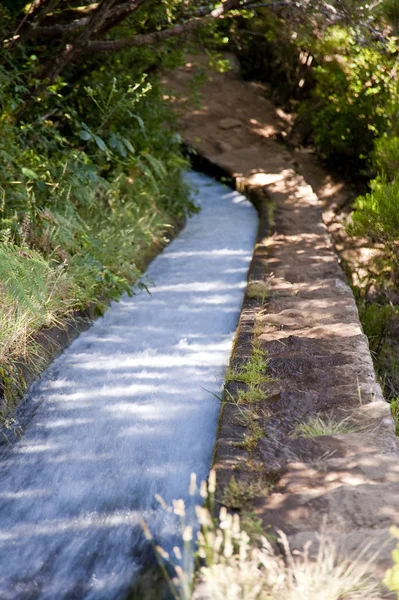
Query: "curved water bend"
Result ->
[[0, 172, 258, 599]]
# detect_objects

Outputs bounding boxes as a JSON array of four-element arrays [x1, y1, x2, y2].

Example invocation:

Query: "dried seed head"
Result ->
[[200, 480, 208, 499], [208, 469, 216, 494], [155, 545, 169, 559], [173, 498, 186, 517], [173, 546, 182, 560], [232, 513, 241, 536], [183, 525, 193, 542], [154, 493, 167, 510], [140, 519, 152, 540], [189, 473, 197, 496]]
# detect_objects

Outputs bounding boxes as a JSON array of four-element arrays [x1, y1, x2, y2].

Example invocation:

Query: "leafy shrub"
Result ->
[[226, 8, 308, 101], [0, 5, 197, 397], [349, 177, 399, 254], [379, 0, 399, 32], [310, 45, 398, 170], [358, 303, 396, 356], [384, 527, 399, 596], [372, 136, 399, 181]]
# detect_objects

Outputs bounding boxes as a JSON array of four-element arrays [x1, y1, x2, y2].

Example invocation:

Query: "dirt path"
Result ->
[[163, 56, 399, 593]]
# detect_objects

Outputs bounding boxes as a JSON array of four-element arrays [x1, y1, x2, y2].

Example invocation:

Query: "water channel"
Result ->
[[0, 172, 258, 599]]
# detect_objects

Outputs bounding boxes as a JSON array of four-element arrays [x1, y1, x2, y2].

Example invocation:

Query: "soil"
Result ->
[[163, 53, 399, 595]]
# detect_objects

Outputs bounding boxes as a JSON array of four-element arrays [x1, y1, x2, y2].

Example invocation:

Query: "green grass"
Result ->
[[240, 420, 263, 451], [224, 346, 274, 452], [390, 398, 399, 435], [226, 346, 272, 386], [0, 199, 175, 410], [222, 476, 264, 509], [0, 244, 79, 363], [236, 386, 265, 404], [0, 243, 82, 407], [292, 414, 363, 438], [247, 280, 269, 302], [240, 511, 265, 541], [234, 406, 264, 452]]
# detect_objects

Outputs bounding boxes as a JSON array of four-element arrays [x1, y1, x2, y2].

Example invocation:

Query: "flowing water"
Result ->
[[0, 172, 258, 599]]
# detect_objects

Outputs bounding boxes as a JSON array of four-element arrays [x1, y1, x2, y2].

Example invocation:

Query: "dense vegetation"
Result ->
[[0, 0, 254, 407], [224, 1, 399, 172], [3, 2, 399, 596], [217, 1, 399, 400], [2, 0, 399, 404]]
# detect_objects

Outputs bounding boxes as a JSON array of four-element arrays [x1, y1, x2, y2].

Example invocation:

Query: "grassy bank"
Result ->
[[0, 6, 198, 413]]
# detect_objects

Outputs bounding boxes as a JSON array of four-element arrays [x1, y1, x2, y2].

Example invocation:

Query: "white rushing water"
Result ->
[[0, 172, 258, 599]]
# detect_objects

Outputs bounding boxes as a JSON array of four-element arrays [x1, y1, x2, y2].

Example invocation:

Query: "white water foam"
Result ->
[[0, 172, 258, 598]]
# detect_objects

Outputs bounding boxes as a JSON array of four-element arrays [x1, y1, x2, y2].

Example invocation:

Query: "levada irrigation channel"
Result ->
[[0, 172, 258, 599]]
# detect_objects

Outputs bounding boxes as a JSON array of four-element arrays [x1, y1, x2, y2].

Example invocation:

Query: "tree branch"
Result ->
[[86, 0, 252, 52], [10, 0, 145, 42], [40, 0, 118, 82]]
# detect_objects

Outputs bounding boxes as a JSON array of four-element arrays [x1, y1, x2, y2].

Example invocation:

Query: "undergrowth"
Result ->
[[0, 8, 196, 411], [225, 346, 271, 386], [292, 414, 363, 438], [224, 345, 275, 453], [222, 476, 264, 510], [143, 472, 383, 600]]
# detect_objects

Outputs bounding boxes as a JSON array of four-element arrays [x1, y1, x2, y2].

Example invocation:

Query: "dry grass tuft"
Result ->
[[292, 414, 363, 438], [247, 280, 269, 302], [143, 472, 382, 600]]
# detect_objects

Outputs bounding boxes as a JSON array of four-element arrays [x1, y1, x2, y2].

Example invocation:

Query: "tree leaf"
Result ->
[[21, 167, 39, 180], [129, 112, 145, 132], [94, 135, 108, 152], [122, 137, 135, 154], [79, 130, 92, 141]]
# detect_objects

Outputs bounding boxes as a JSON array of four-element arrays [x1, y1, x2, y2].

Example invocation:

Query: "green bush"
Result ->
[[310, 45, 398, 169], [358, 302, 396, 356], [384, 527, 399, 597], [0, 5, 197, 388], [372, 136, 399, 181], [0, 40, 193, 300], [379, 0, 399, 32], [349, 177, 399, 252], [226, 8, 308, 101]]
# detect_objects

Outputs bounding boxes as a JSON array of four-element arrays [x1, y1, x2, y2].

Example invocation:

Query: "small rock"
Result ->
[[214, 140, 232, 154], [218, 117, 242, 130]]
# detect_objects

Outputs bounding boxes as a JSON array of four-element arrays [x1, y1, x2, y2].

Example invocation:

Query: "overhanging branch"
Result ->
[[9, 0, 145, 43], [86, 0, 256, 52]]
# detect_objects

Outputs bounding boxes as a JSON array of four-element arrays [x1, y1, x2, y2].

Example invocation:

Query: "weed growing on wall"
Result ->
[[143, 472, 382, 600]]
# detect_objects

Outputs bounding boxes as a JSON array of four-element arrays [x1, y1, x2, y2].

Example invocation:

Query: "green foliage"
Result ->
[[390, 398, 399, 435], [373, 136, 399, 181], [354, 296, 399, 399], [226, 346, 271, 386], [349, 177, 399, 252], [310, 45, 398, 169], [358, 302, 396, 355], [223, 3, 399, 173], [222, 476, 263, 509], [226, 8, 305, 101], [379, 0, 399, 31], [312, 26, 353, 56], [384, 527, 399, 596], [0, 4, 196, 397]]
